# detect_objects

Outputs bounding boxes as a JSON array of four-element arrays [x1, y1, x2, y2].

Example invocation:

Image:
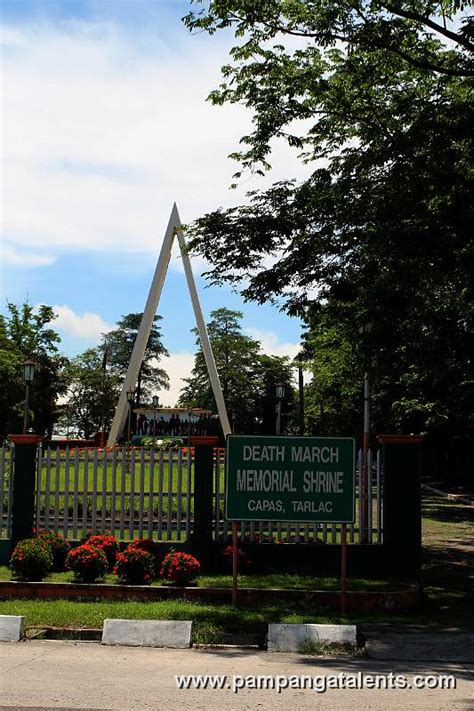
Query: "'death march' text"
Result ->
[[234, 443, 346, 515]]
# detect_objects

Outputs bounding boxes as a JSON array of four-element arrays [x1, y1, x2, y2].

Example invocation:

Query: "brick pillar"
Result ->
[[9, 434, 42, 549], [377, 434, 422, 581]]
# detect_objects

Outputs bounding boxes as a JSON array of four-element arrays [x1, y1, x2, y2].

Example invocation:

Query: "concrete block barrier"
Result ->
[[0, 615, 25, 642], [268, 623, 357, 652], [102, 619, 192, 648]]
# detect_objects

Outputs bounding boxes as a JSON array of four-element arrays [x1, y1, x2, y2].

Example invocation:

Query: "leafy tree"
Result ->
[[302, 322, 362, 437], [105, 313, 169, 406], [253, 353, 297, 435], [61, 349, 120, 439], [183, 1, 473, 440], [0, 303, 68, 436], [60, 312, 170, 438], [179, 307, 295, 433]]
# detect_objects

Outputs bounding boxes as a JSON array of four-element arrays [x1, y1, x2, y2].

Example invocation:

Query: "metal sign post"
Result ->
[[341, 523, 347, 615], [232, 521, 238, 606]]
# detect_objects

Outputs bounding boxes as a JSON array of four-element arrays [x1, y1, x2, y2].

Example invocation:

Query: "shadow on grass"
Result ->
[[422, 495, 474, 526]]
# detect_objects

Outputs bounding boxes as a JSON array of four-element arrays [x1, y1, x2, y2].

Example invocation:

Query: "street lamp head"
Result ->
[[276, 382, 285, 400], [152, 395, 159, 408], [22, 359, 35, 383], [126, 386, 135, 404]]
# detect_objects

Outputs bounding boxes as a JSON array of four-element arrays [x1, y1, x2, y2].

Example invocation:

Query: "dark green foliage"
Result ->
[[62, 348, 120, 439], [62, 312, 170, 438], [105, 313, 169, 406], [183, 1, 473, 441], [0, 302, 68, 437], [179, 308, 296, 434], [36, 530, 71, 572], [10, 538, 53, 581]]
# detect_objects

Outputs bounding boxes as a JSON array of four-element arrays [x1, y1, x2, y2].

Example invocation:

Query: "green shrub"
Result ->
[[66, 544, 108, 583], [160, 552, 201, 586], [126, 538, 163, 577], [85, 534, 118, 569], [36, 530, 70, 571], [10, 538, 53, 581], [114, 548, 154, 585], [141, 436, 184, 451]]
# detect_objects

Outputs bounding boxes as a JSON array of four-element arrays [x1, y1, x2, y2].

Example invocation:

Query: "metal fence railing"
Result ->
[[34, 446, 194, 542], [0, 444, 13, 539], [0, 444, 383, 545], [214, 447, 383, 545]]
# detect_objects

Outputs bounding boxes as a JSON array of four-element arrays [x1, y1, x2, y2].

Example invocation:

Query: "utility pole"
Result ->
[[298, 353, 305, 436]]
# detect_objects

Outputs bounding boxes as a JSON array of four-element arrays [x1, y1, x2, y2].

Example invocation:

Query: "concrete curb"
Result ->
[[268, 623, 357, 652], [102, 619, 192, 648], [0, 614, 25, 641]]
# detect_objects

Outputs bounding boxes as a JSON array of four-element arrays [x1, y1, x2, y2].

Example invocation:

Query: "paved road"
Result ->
[[0, 641, 473, 710]]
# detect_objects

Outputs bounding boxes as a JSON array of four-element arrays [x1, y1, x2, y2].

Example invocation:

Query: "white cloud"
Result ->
[[158, 351, 195, 407], [1, 245, 56, 268], [2, 20, 311, 258], [52, 305, 114, 340], [245, 327, 301, 360]]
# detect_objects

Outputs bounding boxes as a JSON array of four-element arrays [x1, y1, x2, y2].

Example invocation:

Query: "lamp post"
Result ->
[[297, 353, 305, 436], [275, 382, 285, 436], [22, 359, 35, 434], [152, 395, 159, 436], [358, 322, 373, 544], [126, 386, 135, 442]]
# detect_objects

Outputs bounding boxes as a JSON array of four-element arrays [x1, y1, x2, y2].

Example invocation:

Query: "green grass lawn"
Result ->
[[419, 494, 474, 630], [0, 598, 347, 644], [0, 566, 405, 591], [0, 493, 471, 635]]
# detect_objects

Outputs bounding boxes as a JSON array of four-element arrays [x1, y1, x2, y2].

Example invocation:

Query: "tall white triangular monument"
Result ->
[[107, 203, 231, 447]]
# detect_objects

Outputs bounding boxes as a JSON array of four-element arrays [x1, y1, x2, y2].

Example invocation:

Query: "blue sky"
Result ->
[[1, 0, 308, 404]]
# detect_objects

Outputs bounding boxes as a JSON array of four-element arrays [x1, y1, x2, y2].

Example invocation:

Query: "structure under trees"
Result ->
[[183, 1, 474, 457]]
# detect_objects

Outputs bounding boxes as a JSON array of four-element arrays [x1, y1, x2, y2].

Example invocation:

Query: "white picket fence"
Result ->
[[0, 445, 13, 539], [34, 447, 193, 543], [213, 448, 383, 544], [0, 445, 383, 544]]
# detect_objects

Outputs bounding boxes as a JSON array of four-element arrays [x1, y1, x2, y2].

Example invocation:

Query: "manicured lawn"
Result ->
[[0, 598, 343, 643], [0, 493, 472, 634]]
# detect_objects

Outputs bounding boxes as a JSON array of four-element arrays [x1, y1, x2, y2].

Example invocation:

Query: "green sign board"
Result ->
[[226, 435, 355, 523]]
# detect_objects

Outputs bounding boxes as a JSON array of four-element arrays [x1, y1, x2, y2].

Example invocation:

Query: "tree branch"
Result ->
[[379, 2, 474, 54]]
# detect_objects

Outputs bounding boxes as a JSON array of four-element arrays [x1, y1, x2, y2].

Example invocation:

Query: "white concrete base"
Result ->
[[0, 615, 25, 642], [102, 619, 192, 648], [268, 623, 357, 652]]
